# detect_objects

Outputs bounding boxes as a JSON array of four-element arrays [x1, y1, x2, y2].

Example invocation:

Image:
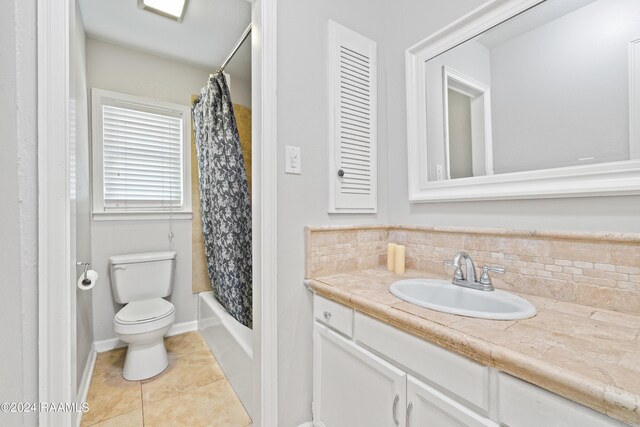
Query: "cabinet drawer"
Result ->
[[354, 312, 490, 413], [314, 294, 354, 337], [498, 373, 627, 427]]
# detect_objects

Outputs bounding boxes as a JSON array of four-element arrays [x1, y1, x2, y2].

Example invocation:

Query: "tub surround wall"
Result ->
[[305, 225, 640, 315]]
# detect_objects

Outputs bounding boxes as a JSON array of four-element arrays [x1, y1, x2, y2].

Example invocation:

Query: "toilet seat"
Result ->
[[115, 297, 174, 325]]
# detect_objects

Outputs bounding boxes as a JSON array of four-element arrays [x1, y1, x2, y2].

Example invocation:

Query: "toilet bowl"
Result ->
[[114, 297, 175, 380], [109, 251, 177, 381]]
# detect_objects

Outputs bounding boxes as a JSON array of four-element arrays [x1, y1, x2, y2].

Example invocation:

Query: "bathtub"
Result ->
[[198, 291, 253, 418]]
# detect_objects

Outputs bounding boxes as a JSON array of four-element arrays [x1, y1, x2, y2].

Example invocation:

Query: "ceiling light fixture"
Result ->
[[138, 0, 188, 23]]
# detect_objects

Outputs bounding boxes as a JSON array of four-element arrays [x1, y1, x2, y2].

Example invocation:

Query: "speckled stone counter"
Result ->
[[306, 267, 640, 426]]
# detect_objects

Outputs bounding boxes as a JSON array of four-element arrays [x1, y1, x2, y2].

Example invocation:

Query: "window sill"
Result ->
[[92, 211, 193, 222]]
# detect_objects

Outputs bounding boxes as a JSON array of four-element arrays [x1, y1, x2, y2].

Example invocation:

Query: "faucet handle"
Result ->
[[487, 265, 505, 274], [479, 265, 504, 287], [443, 260, 464, 280]]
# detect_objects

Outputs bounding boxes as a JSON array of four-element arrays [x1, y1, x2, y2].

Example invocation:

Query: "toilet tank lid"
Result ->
[[109, 251, 177, 265]]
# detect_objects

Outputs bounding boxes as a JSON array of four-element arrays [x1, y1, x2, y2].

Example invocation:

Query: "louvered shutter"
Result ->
[[328, 21, 377, 213], [101, 104, 183, 210]]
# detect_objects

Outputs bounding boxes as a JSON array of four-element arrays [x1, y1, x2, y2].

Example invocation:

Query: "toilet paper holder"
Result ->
[[76, 261, 91, 285]]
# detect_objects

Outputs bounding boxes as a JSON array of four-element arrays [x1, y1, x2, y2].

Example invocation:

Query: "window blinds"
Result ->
[[102, 105, 183, 210]]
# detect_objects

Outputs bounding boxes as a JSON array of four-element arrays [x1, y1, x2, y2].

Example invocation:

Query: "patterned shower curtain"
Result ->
[[192, 74, 252, 328]]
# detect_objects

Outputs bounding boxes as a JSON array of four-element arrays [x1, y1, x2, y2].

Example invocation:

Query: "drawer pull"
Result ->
[[406, 401, 413, 427], [392, 394, 399, 425], [323, 311, 332, 321]]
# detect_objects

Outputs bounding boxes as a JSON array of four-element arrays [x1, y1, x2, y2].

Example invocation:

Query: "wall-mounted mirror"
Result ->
[[406, 0, 640, 201]]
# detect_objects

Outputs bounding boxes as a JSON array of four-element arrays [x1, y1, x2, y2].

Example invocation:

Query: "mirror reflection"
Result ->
[[425, 0, 640, 181]]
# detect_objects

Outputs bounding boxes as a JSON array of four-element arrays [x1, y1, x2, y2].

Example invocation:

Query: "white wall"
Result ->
[[0, 0, 38, 425], [276, 0, 388, 424], [86, 38, 251, 107], [383, 0, 640, 234], [490, 0, 639, 173], [73, 0, 94, 388], [90, 221, 193, 341], [86, 39, 253, 341]]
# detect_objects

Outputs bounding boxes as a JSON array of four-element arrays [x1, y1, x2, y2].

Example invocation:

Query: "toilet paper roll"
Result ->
[[77, 270, 99, 290]]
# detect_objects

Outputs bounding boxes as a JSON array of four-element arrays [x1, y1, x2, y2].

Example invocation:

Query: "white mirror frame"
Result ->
[[406, 0, 640, 202]]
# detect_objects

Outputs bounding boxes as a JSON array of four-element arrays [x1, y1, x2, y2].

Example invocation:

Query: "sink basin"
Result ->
[[389, 279, 537, 320]]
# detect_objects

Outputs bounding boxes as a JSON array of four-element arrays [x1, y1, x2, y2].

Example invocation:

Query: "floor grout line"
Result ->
[[140, 379, 145, 427], [85, 331, 245, 427]]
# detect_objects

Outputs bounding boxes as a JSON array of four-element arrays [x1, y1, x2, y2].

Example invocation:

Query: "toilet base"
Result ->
[[123, 338, 169, 381]]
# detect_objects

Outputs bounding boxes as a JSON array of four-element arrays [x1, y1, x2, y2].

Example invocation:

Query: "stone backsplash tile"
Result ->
[[305, 225, 640, 315], [304, 226, 389, 278]]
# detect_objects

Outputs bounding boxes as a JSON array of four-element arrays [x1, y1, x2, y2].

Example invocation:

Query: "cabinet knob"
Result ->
[[337, 169, 344, 177], [406, 401, 413, 427], [323, 311, 332, 321]]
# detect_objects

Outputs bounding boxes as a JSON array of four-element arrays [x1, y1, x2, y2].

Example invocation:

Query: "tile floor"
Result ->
[[81, 331, 252, 427]]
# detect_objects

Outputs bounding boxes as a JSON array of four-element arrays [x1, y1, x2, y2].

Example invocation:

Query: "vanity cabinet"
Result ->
[[312, 294, 629, 427], [313, 324, 406, 426]]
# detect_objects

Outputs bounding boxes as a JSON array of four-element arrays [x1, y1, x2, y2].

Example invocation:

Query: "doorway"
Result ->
[[36, 0, 278, 425], [442, 65, 494, 179]]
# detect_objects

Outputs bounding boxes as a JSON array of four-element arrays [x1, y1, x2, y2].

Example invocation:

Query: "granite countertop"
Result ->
[[307, 267, 640, 426]]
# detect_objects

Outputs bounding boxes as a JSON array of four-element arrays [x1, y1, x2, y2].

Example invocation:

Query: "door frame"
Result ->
[[37, 0, 74, 425], [37, 0, 279, 426], [251, 0, 279, 425], [442, 65, 493, 179]]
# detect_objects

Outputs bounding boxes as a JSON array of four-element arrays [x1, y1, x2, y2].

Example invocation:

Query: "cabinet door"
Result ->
[[407, 375, 498, 427], [498, 373, 629, 427], [314, 323, 406, 427]]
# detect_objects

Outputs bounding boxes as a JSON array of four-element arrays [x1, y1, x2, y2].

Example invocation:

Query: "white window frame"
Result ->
[[91, 88, 192, 220]]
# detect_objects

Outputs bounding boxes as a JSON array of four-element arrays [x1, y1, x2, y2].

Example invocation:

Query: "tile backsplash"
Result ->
[[305, 226, 389, 278], [305, 225, 640, 315]]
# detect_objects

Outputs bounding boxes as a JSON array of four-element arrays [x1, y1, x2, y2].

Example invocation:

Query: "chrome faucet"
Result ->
[[453, 251, 477, 284], [443, 251, 504, 292]]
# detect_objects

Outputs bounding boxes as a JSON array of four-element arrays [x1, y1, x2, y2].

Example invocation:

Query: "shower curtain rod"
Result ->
[[213, 23, 252, 76]]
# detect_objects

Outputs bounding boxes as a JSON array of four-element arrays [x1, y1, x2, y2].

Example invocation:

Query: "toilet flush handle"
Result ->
[[112, 265, 127, 271]]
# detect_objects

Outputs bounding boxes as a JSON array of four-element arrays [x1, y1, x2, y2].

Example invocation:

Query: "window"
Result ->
[[91, 89, 191, 220]]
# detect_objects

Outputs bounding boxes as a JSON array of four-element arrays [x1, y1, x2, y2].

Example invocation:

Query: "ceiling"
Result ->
[[476, 0, 597, 49], [79, 0, 251, 82]]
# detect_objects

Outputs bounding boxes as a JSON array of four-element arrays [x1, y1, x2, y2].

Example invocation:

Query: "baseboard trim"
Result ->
[[168, 320, 198, 336], [93, 320, 199, 353], [94, 337, 126, 353], [297, 422, 317, 427], [76, 345, 97, 427]]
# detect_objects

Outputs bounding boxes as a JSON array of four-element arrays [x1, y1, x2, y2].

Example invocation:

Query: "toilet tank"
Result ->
[[109, 251, 177, 304]]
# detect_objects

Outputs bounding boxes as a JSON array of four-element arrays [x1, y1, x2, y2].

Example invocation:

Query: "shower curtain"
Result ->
[[192, 73, 252, 328]]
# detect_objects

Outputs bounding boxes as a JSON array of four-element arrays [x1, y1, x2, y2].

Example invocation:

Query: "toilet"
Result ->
[[109, 251, 177, 380]]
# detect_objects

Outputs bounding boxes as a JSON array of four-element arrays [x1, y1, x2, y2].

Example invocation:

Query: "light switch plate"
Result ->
[[285, 145, 302, 174]]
